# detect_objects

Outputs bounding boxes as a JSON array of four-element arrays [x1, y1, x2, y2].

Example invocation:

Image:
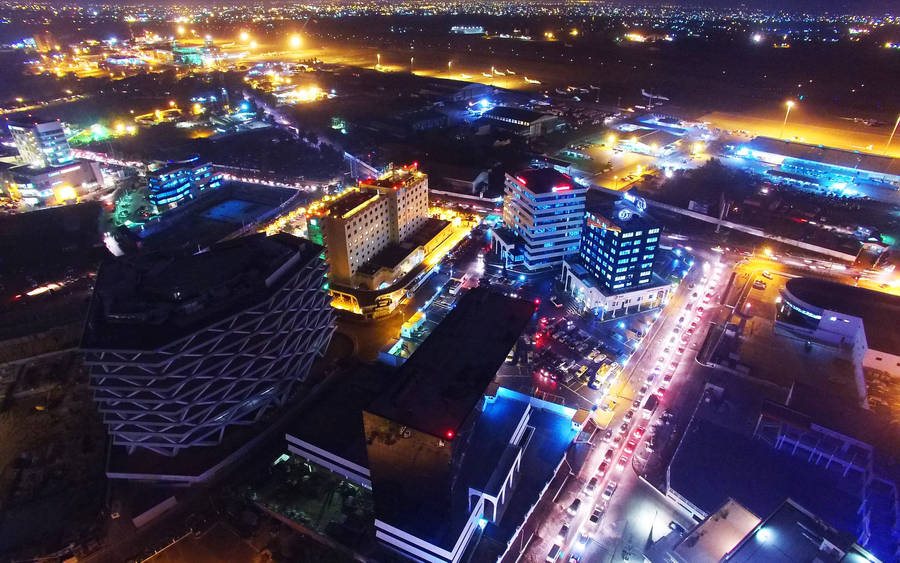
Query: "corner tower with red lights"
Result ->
[[494, 168, 587, 272]]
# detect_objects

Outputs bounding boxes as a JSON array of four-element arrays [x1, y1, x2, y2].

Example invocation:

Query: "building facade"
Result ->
[[579, 194, 660, 293], [561, 191, 670, 317], [81, 233, 335, 458], [147, 156, 221, 210], [496, 169, 586, 272], [8, 120, 73, 168]]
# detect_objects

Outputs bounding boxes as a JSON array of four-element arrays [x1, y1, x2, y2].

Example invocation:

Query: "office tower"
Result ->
[[7, 120, 73, 168], [497, 168, 587, 271]]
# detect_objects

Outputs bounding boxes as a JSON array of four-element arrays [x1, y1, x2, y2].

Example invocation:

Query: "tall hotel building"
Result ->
[[492, 168, 587, 272], [310, 163, 431, 284], [81, 233, 335, 461]]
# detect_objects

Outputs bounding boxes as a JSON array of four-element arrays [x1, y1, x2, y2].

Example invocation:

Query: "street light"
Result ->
[[289, 35, 302, 49], [376, 53, 381, 68], [239, 31, 250, 42], [780, 100, 795, 139], [884, 113, 900, 155], [448, 60, 452, 73]]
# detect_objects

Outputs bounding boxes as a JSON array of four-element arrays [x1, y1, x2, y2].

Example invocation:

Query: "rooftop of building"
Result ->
[[148, 155, 207, 177], [82, 233, 322, 350], [368, 386, 577, 553], [358, 163, 425, 190], [367, 287, 535, 438], [668, 416, 866, 539], [318, 188, 381, 219], [744, 136, 900, 177], [633, 128, 682, 147], [508, 168, 584, 196], [585, 190, 659, 232], [783, 276, 900, 356], [484, 106, 551, 123], [672, 498, 761, 563], [725, 498, 875, 563]]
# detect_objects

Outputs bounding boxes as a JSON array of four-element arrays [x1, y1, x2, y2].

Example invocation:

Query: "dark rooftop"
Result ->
[[320, 189, 380, 218], [745, 137, 900, 177], [585, 189, 659, 232], [784, 277, 900, 356], [367, 288, 535, 438], [725, 498, 874, 563], [509, 168, 583, 195], [82, 233, 322, 350]]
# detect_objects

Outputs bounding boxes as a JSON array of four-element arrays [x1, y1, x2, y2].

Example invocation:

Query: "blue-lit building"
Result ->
[[492, 168, 587, 272], [562, 191, 671, 317], [148, 157, 221, 211], [736, 136, 900, 190]]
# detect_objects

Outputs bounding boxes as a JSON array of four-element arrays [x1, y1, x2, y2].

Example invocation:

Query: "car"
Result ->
[[624, 438, 637, 454], [603, 429, 613, 441], [663, 347, 671, 355], [576, 365, 589, 378], [696, 306, 705, 314], [567, 498, 582, 516], [638, 385, 648, 397], [670, 360, 679, 369], [574, 533, 589, 551], [585, 477, 598, 494], [663, 373, 673, 383], [753, 280, 767, 290], [677, 346, 685, 355], [598, 461, 609, 476], [602, 481, 618, 500], [624, 409, 635, 421], [604, 448, 615, 461], [589, 507, 603, 525], [557, 523, 570, 543], [616, 454, 629, 471], [761, 271, 773, 279], [546, 543, 562, 562], [619, 421, 629, 435], [632, 426, 645, 439]]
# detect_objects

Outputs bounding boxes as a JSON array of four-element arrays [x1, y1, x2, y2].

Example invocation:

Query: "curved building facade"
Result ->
[[82, 233, 335, 457]]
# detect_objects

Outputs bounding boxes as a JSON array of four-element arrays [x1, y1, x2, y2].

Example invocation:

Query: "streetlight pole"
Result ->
[[376, 53, 380, 69], [885, 113, 900, 155], [780, 100, 795, 139], [410, 57, 414, 72], [448, 60, 452, 75]]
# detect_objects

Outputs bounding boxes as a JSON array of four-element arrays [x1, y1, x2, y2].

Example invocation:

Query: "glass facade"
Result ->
[[580, 211, 660, 293], [502, 171, 586, 271]]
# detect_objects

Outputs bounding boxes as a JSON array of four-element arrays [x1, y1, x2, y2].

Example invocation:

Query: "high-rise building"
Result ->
[[315, 188, 391, 282], [561, 191, 671, 317], [147, 156, 221, 210], [7, 120, 73, 168], [579, 193, 660, 293], [81, 233, 335, 458], [493, 168, 586, 272], [359, 163, 429, 242], [314, 163, 430, 285]]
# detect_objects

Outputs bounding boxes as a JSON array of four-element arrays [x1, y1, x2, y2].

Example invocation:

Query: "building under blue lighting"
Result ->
[[147, 156, 221, 211], [562, 191, 671, 317]]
